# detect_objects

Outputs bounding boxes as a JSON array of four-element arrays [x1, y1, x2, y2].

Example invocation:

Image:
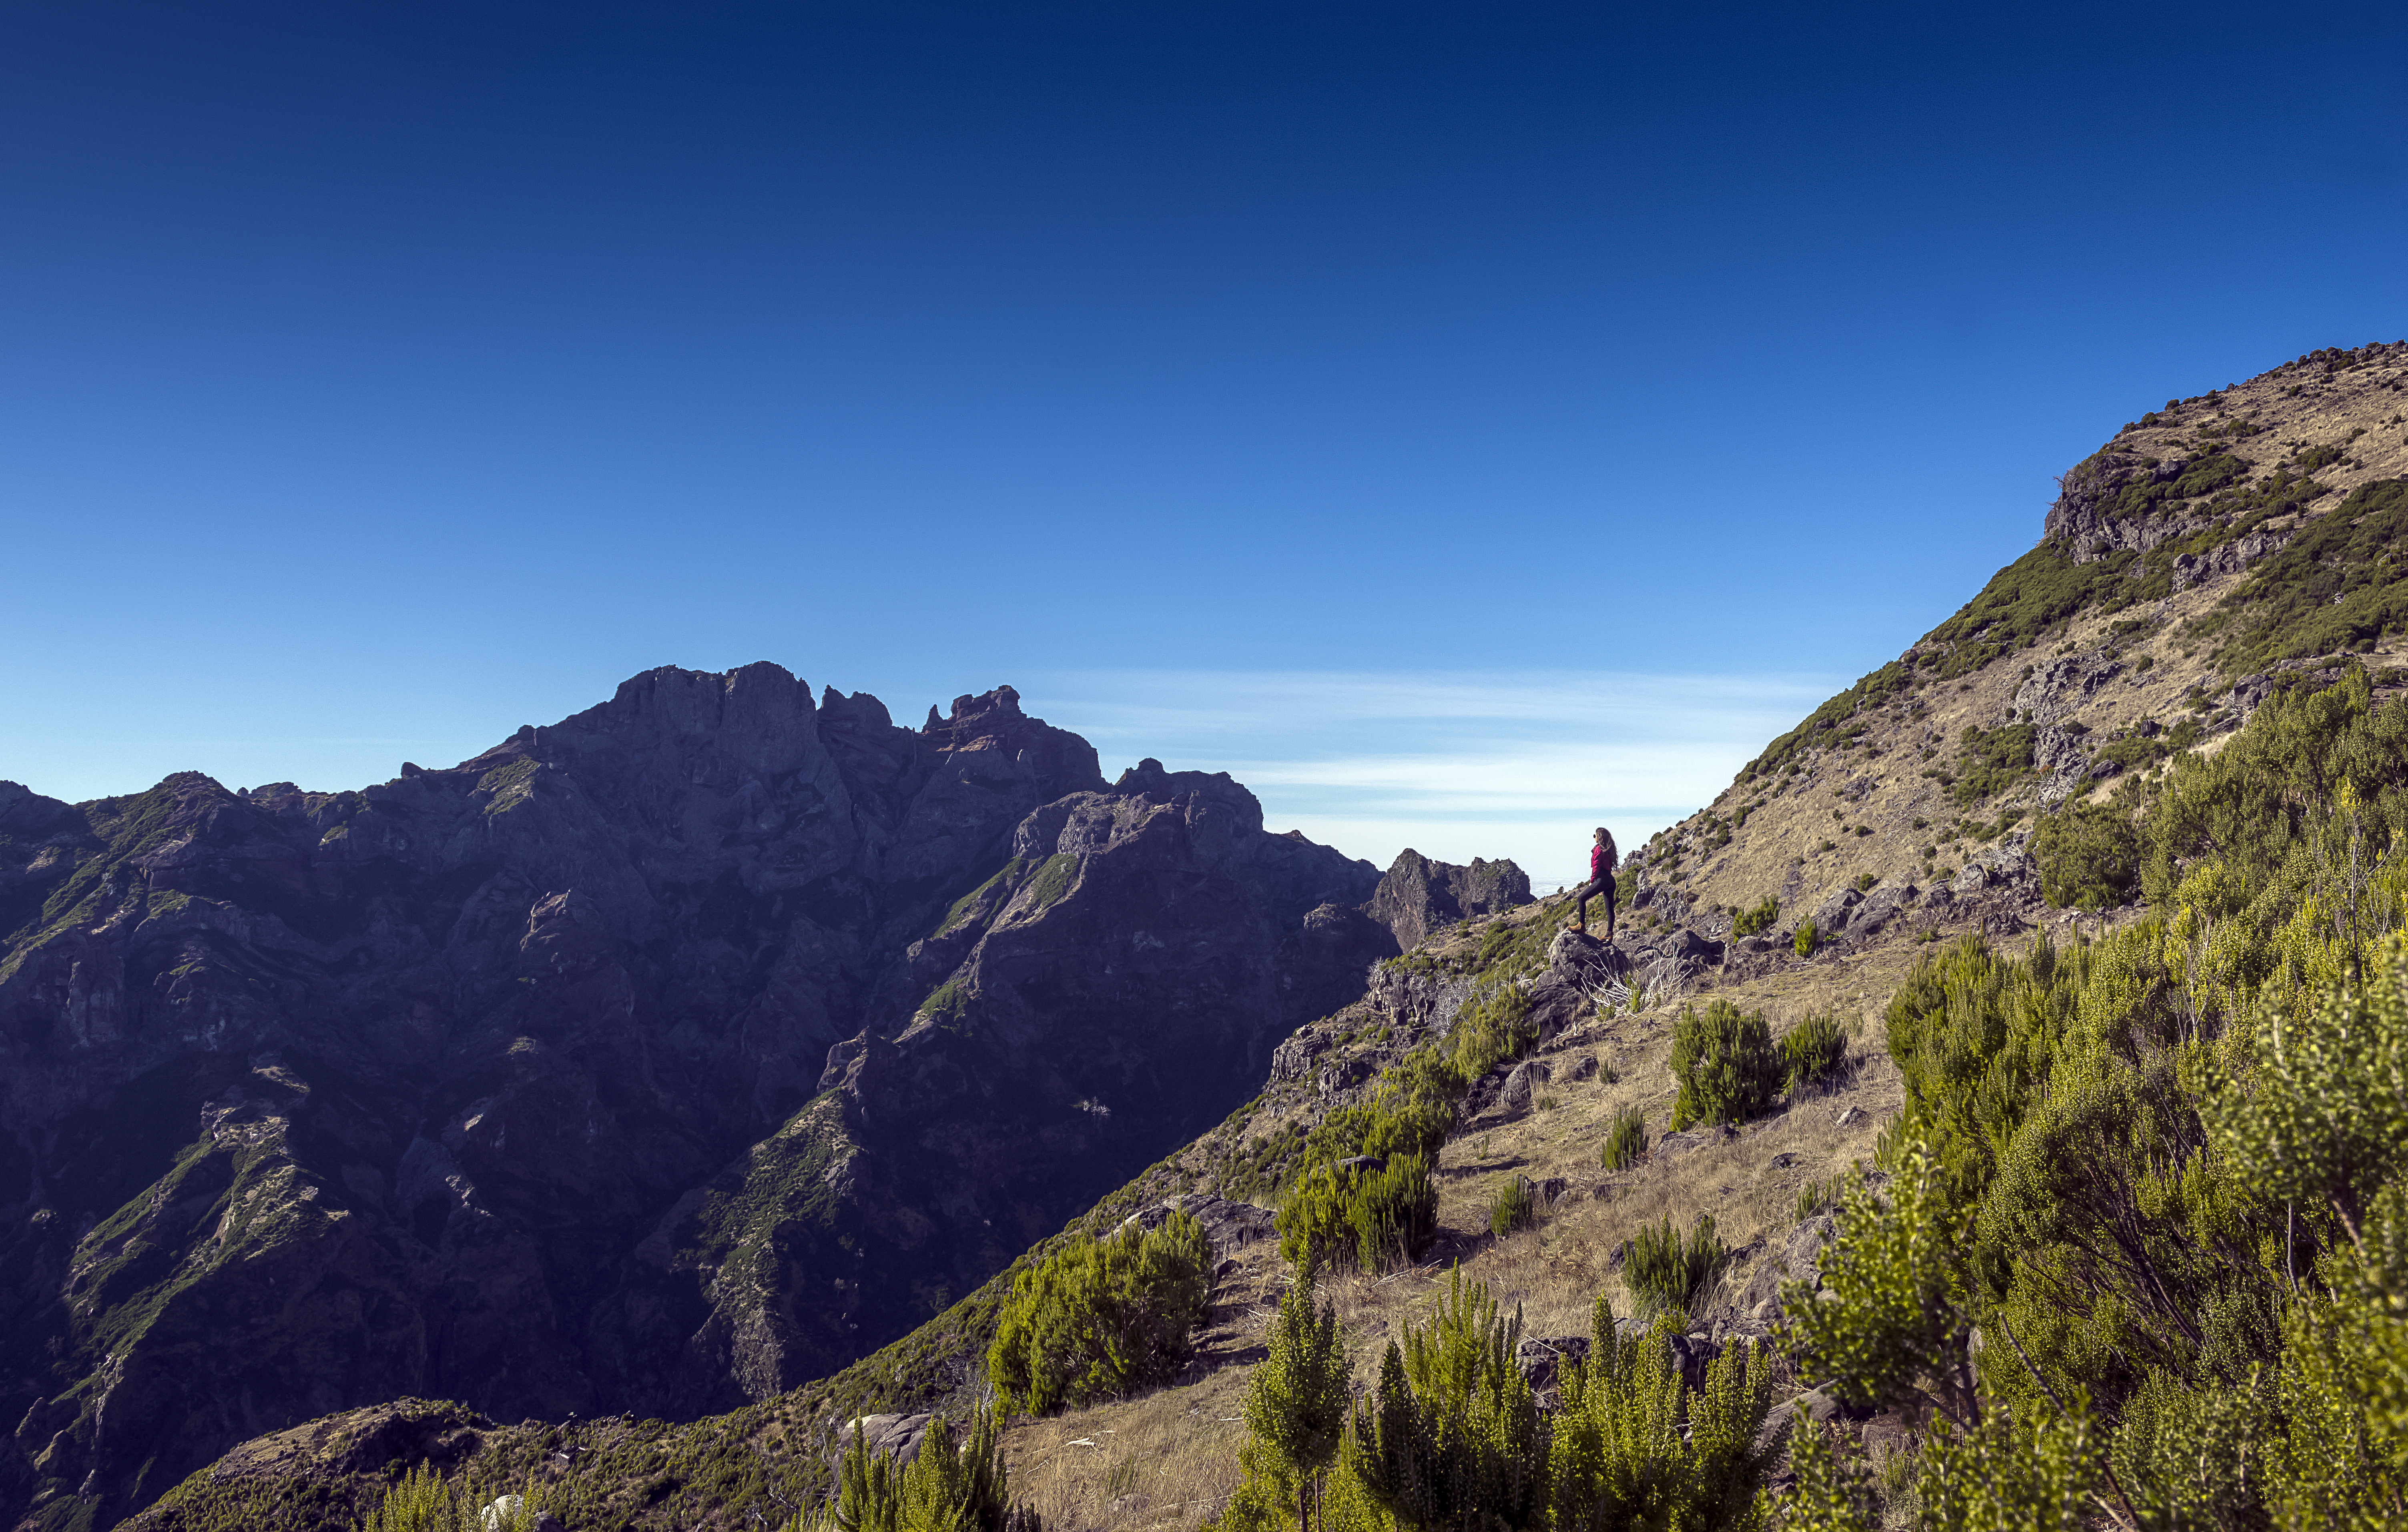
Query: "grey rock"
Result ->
[[480, 1496, 567, 1532], [1810, 888, 1862, 933], [1501, 1060, 1553, 1113], [835, 1413, 935, 1466], [1365, 849, 1531, 950], [1653, 1127, 1727, 1162], [1849, 882, 1919, 936], [1732, 1213, 1837, 1319], [1668, 1332, 1721, 1393], [2014, 654, 2125, 723], [1565, 1055, 1599, 1082], [1116, 1194, 1278, 1259], [1514, 1334, 1591, 1390]]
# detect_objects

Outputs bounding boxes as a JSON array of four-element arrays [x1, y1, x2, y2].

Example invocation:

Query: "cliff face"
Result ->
[[0, 664, 1385, 1530]]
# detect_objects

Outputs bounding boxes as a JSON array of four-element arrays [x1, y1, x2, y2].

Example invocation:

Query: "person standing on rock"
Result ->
[[1567, 826, 1617, 938]]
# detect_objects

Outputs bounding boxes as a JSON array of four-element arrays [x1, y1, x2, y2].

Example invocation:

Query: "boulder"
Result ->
[[1514, 1335, 1591, 1391], [835, 1413, 935, 1465], [1733, 1213, 1837, 1320], [1500, 1061, 1553, 1114], [1850, 882, 1918, 936], [1116, 1194, 1278, 1258], [1653, 1126, 1729, 1163], [2013, 654, 2125, 722], [1565, 1055, 1599, 1082], [1809, 887, 1861, 934], [480, 1497, 566, 1532]]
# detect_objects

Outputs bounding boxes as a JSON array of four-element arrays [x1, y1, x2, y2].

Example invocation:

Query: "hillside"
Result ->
[[38, 337, 2408, 1532], [0, 669, 1537, 1532], [1643, 339, 2408, 946]]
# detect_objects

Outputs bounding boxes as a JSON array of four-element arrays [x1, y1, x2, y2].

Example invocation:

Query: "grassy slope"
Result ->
[[1652, 341, 2408, 937]]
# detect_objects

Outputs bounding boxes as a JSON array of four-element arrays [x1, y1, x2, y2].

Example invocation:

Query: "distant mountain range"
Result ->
[[0, 666, 1525, 1530]]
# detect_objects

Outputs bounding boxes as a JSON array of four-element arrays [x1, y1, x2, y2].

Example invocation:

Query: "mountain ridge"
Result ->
[[0, 664, 1528, 1531]]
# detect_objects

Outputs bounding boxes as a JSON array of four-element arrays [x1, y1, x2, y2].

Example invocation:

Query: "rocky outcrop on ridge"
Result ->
[[0, 665, 1399, 1530], [1364, 849, 1531, 949]]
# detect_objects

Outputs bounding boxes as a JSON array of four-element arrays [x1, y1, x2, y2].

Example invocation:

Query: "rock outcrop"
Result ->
[[0, 665, 1386, 1530], [1365, 849, 1531, 949]]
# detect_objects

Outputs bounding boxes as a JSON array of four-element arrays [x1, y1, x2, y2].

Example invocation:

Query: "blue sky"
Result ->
[[3, 2, 2403, 886]]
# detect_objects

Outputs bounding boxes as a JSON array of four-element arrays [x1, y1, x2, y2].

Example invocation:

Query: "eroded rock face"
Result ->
[[0, 666, 1382, 1529], [1365, 849, 1531, 950]]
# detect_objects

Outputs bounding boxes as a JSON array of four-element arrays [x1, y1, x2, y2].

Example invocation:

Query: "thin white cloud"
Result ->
[[1018, 668, 1837, 887]]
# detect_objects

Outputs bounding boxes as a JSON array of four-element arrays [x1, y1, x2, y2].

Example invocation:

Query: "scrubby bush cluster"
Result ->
[[1670, 999, 1782, 1129], [985, 1210, 1212, 1414], [1730, 896, 1779, 936], [1625, 1213, 1728, 1319], [2029, 796, 2139, 908], [1277, 1154, 1438, 1273], [1778, 1011, 1848, 1091], [799, 1406, 1040, 1532], [1780, 669, 2408, 1528], [1449, 981, 1537, 1082], [1489, 1175, 1538, 1237], [1600, 1106, 1649, 1172], [1209, 1269, 1778, 1532]]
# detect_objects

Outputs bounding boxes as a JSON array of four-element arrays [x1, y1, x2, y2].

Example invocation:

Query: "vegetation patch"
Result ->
[[1669, 999, 1781, 1129], [986, 1209, 1212, 1414]]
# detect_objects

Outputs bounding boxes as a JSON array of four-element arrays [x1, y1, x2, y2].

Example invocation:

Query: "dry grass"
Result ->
[[999, 933, 1924, 1527], [1674, 345, 2408, 929]]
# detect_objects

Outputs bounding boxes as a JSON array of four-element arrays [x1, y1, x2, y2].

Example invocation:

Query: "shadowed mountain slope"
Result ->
[[0, 665, 1457, 1531]]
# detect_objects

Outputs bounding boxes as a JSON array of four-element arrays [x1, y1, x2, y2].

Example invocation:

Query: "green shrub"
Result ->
[[1794, 919, 1820, 958], [1951, 722, 2039, 805], [1600, 1107, 1649, 1171], [1732, 896, 1779, 936], [1852, 872, 1878, 892], [1625, 1213, 1727, 1318], [1670, 999, 1782, 1129], [987, 1210, 1214, 1414], [1780, 1011, 1849, 1091], [1449, 982, 1536, 1081], [824, 1404, 1035, 1532], [363, 1464, 463, 1532], [1489, 1176, 1539, 1237], [2031, 798, 2141, 908], [1275, 1154, 1436, 1273]]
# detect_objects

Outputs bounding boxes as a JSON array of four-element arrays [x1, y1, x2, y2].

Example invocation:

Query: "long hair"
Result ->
[[1594, 826, 1617, 871]]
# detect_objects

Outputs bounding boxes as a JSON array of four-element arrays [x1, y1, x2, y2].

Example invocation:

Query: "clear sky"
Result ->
[[3, 2, 2404, 886]]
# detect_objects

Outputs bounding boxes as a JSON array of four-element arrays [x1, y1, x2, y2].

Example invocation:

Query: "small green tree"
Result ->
[[1600, 1106, 1648, 1171], [1670, 999, 1782, 1128], [822, 1406, 1036, 1532], [1276, 1153, 1436, 1273], [1244, 1262, 1351, 1532], [363, 1464, 461, 1532], [1779, 1011, 1848, 1092], [1732, 896, 1780, 937], [1794, 919, 1821, 958], [1625, 1213, 1726, 1318], [987, 1210, 1213, 1414]]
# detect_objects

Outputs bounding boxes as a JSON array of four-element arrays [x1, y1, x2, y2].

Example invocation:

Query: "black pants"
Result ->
[[1571, 874, 1615, 928]]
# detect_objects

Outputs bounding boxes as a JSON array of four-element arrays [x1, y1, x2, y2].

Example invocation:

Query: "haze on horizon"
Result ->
[[2, 1, 2403, 889]]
